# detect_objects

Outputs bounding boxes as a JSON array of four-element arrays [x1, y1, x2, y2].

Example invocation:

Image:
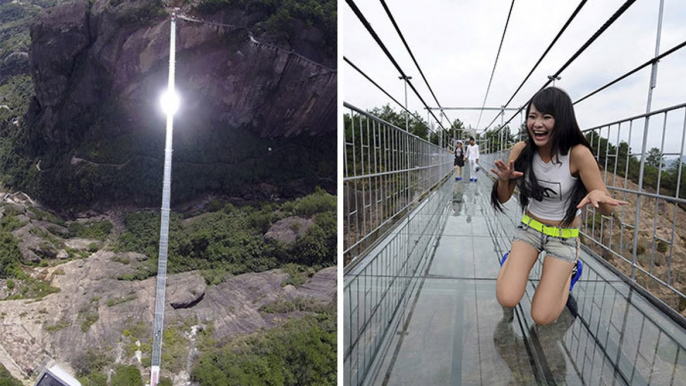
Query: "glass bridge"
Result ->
[[343, 103, 686, 386]]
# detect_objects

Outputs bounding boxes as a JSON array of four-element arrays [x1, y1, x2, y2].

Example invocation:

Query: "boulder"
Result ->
[[264, 216, 314, 244], [167, 272, 207, 309]]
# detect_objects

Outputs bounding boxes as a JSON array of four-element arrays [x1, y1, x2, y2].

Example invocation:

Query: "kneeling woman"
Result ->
[[490, 87, 625, 325]]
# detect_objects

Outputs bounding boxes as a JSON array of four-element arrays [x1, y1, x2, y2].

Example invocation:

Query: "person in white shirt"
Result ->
[[465, 137, 480, 181]]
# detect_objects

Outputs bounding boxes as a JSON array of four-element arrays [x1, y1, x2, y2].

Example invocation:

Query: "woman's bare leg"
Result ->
[[530, 256, 575, 325], [496, 240, 539, 308]]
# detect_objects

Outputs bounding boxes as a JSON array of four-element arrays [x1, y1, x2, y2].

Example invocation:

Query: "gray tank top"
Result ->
[[527, 151, 579, 221]]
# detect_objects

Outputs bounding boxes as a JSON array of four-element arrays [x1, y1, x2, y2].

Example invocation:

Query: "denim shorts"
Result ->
[[512, 222, 580, 264]]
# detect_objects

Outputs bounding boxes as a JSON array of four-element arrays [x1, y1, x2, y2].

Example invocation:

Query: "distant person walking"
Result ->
[[453, 141, 465, 180], [465, 137, 480, 181], [491, 87, 626, 325]]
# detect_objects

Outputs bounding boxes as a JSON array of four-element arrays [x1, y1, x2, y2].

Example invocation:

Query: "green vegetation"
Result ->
[[191, 306, 336, 386], [78, 372, 107, 386], [280, 263, 315, 288], [81, 312, 99, 332], [284, 187, 336, 216], [161, 324, 191, 371], [116, 190, 336, 281], [67, 220, 113, 241], [0, 214, 25, 279], [195, 0, 336, 55], [45, 320, 70, 333], [159, 378, 173, 386], [259, 297, 325, 314], [73, 349, 111, 386], [576, 133, 686, 203], [0, 75, 33, 120], [73, 349, 109, 376], [0, 363, 21, 386], [0, 211, 64, 294], [28, 207, 65, 225], [0, 2, 335, 211], [345, 105, 430, 142], [111, 365, 143, 386], [106, 294, 137, 307], [112, 0, 165, 28], [3, 276, 60, 300]]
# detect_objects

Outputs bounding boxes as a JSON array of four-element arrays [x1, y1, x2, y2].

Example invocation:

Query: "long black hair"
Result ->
[[491, 87, 592, 226]]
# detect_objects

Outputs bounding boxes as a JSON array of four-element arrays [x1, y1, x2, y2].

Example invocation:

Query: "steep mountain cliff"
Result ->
[[0, 1, 337, 385], [6, 0, 337, 208]]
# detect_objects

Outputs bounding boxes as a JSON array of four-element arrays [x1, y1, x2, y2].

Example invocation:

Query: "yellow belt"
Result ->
[[522, 214, 579, 239]]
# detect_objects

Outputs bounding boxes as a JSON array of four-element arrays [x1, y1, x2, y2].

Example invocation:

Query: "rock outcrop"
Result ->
[[29, 0, 336, 143], [264, 216, 314, 244], [25, 0, 336, 208], [167, 272, 206, 309], [0, 250, 336, 382]]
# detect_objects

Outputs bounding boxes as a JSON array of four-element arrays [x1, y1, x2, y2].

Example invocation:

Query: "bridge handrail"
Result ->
[[343, 103, 453, 269], [480, 101, 686, 316]]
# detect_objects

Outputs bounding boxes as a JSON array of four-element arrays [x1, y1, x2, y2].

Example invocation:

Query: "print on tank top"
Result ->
[[538, 180, 563, 201]]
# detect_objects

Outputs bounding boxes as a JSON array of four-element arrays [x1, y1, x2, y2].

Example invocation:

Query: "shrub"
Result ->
[[191, 312, 336, 386], [45, 321, 70, 333], [111, 365, 143, 386], [159, 378, 173, 386], [291, 187, 336, 216], [0, 363, 22, 386], [68, 220, 113, 241], [113, 193, 335, 279], [0, 231, 22, 278], [79, 371, 107, 386], [81, 313, 99, 332], [280, 263, 311, 288], [106, 294, 137, 307]]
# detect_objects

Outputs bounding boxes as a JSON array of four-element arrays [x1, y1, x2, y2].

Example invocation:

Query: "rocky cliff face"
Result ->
[[29, 0, 336, 143], [25, 0, 336, 207], [0, 250, 336, 384]]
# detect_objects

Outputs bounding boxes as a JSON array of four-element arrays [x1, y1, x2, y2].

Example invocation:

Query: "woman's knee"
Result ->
[[531, 305, 560, 325], [496, 287, 522, 308]]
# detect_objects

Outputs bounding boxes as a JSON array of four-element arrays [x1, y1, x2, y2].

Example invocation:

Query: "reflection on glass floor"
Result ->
[[365, 175, 686, 386]]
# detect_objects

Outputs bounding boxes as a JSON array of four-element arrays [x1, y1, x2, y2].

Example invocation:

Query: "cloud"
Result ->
[[343, 0, 686, 137]]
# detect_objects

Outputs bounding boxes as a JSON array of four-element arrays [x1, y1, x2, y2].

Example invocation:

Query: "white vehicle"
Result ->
[[34, 365, 81, 386]]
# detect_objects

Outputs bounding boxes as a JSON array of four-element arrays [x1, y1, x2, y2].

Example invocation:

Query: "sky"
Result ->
[[342, 0, 686, 155]]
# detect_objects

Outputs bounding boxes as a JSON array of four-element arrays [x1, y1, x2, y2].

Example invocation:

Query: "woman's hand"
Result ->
[[491, 159, 523, 182], [577, 189, 627, 209]]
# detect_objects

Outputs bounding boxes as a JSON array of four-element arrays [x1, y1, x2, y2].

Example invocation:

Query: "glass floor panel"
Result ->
[[361, 176, 686, 386]]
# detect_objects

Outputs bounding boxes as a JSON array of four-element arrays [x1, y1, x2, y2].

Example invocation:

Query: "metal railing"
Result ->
[[343, 103, 453, 267], [582, 102, 686, 313], [343, 104, 453, 386], [480, 102, 686, 317], [481, 179, 686, 386]]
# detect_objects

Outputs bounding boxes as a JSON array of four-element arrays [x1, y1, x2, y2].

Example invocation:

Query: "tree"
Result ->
[[646, 147, 664, 168], [483, 125, 514, 153], [367, 104, 429, 139]]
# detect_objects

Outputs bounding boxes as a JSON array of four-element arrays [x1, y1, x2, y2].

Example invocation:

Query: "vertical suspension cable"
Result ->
[[475, 0, 516, 131]]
